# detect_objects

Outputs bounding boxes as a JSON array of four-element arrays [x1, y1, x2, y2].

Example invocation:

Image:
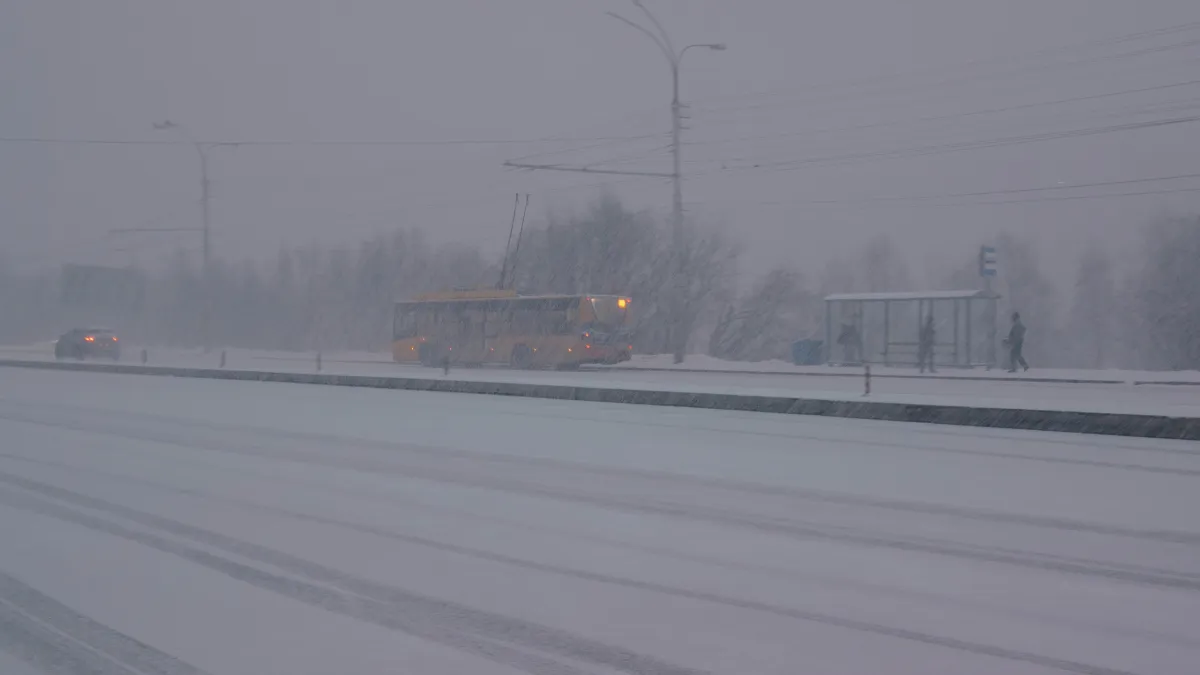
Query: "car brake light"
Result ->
[[84, 336, 94, 342], [112, 336, 118, 342]]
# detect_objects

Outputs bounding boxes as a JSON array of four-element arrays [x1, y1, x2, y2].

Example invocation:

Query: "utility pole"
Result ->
[[154, 120, 213, 352], [610, 2, 724, 364], [507, 1, 724, 363]]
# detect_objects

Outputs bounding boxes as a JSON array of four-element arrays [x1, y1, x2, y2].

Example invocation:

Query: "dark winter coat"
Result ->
[[919, 321, 935, 347], [1008, 319, 1027, 344]]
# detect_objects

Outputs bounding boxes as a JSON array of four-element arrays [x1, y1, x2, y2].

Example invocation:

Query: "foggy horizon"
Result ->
[[5, 0, 1200, 291]]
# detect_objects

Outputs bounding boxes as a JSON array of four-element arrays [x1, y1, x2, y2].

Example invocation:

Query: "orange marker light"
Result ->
[[112, 336, 118, 341], [617, 298, 627, 309]]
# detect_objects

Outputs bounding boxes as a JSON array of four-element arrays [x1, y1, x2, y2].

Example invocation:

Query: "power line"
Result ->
[[3, 206, 194, 272], [503, 133, 667, 164], [867, 172, 1200, 201], [686, 92, 1200, 168], [687, 77, 1200, 148], [110, 226, 201, 234], [683, 95, 1200, 168], [503, 162, 674, 178], [695, 172, 1200, 208], [0, 133, 661, 148], [690, 185, 1200, 211], [525, 18, 1200, 142], [707, 114, 1200, 175], [691, 20, 1200, 111], [209, 174, 653, 221], [515, 18, 1200, 150], [579, 144, 674, 168], [695, 44, 1200, 121], [970, 185, 1200, 206]]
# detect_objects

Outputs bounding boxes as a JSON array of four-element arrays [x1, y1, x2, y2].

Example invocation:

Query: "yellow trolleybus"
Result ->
[[392, 289, 633, 368]]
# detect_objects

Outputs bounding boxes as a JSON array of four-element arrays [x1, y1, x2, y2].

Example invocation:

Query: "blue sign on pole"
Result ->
[[979, 245, 997, 277]]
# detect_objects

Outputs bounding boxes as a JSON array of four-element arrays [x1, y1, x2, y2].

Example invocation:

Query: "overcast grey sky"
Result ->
[[3, 0, 1200, 286]]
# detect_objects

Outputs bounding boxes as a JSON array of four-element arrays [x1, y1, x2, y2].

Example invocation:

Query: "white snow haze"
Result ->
[[2, 1, 1199, 674]]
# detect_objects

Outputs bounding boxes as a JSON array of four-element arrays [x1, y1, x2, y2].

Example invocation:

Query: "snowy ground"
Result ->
[[0, 368, 1198, 674], [3, 344, 1199, 417]]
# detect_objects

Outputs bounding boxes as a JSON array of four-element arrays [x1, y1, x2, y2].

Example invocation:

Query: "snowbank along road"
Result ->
[[1, 368, 1198, 674]]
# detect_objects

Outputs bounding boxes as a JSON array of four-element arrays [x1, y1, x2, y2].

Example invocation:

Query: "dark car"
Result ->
[[54, 328, 121, 361]]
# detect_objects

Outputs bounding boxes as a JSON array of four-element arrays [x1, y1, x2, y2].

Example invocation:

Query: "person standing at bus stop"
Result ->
[[837, 322, 861, 365], [918, 314, 936, 373], [1006, 312, 1029, 372]]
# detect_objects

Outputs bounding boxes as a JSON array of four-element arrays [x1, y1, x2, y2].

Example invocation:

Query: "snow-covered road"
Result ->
[[1, 368, 1198, 674]]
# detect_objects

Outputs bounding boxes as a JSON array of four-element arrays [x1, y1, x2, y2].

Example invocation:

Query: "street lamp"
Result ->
[[607, 1, 725, 363], [154, 120, 212, 352]]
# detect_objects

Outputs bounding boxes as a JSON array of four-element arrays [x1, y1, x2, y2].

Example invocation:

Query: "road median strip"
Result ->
[[1, 358, 1196, 440]]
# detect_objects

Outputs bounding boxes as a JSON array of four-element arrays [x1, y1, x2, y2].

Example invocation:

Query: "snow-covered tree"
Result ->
[[709, 267, 817, 361], [513, 194, 737, 357], [1067, 244, 1117, 369], [1131, 215, 1200, 370]]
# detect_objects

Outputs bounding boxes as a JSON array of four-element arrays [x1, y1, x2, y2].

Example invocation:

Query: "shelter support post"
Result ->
[[965, 298, 973, 366], [882, 300, 890, 366], [953, 298, 960, 366], [825, 300, 833, 365]]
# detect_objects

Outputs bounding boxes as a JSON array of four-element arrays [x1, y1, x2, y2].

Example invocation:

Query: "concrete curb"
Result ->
[[3, 359, 1197, 441]]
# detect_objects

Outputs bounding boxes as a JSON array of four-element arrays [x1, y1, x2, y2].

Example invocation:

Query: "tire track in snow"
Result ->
[[0, 570, 208, 675], [7, 397, 1200, 476], [4, 408, 1198, 591], [4, 404, 1200, 547], [9, 446, 1200, 653], [0, 478, 1139, 675], [0, 482, 707, 675]]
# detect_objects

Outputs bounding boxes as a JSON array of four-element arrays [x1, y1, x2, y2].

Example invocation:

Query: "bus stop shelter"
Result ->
[[824, 290, 999, 369]]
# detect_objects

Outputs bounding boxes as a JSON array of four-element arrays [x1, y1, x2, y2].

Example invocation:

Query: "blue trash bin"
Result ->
[[791, 339, 823, 366]]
